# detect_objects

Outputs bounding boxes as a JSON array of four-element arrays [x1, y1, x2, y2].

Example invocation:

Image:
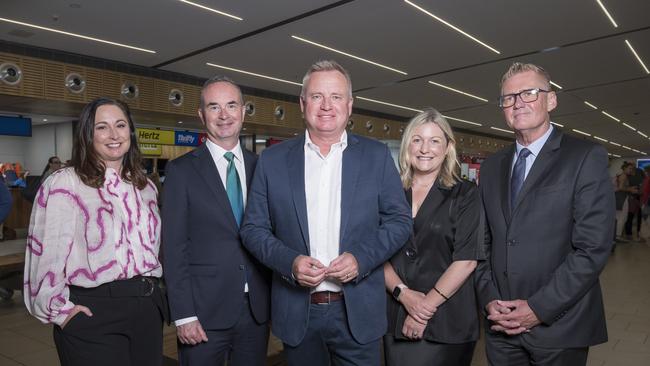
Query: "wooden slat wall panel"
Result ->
[[102, 71, 121, 100], [153, 80, 170, 113], [21, 59, 45, 98], [284, 102, 302, 129], [181, 84, 199, 115], [85, 68, 103, 100], [139, 77, 155, 111], [0, 53, 23, 96], [44, 62, 65, 100]]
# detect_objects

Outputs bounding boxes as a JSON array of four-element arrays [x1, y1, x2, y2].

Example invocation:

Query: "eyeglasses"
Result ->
[[205, 102, 241, 114], [498, 88, 550, 108]]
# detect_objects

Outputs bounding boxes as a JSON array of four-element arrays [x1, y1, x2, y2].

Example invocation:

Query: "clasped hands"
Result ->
[[486, 299, 541, 335], [399, 288, 437, 341], [292, 253, 359, 287]]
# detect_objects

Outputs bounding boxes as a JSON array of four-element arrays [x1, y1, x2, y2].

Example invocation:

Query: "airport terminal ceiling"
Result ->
[[1, 0, 649, 157]]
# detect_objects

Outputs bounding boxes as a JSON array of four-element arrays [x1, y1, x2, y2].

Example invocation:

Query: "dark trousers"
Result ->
[[625, 210, 643, 235], [53, 277, 164, 366], [383, 335, 475, 366], [178, 294, 269, 366], [283, 300, 380, 366], [485, 332, 588, 366]]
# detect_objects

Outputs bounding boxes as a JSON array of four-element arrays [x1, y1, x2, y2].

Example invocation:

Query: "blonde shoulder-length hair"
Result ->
[[399, 108, 460, 189]]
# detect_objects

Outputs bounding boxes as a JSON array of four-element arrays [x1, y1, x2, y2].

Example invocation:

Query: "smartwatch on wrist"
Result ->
[[392, 284, 408, 301]]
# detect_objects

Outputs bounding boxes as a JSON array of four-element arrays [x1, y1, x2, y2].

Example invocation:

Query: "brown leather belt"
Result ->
[[310, 291, 343, 304]]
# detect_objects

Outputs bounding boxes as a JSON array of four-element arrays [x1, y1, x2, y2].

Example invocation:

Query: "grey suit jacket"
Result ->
[[475, 128, 614, 348]]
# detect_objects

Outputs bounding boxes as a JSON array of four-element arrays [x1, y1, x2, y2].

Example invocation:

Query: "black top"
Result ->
[[386, 179, 483, 343]]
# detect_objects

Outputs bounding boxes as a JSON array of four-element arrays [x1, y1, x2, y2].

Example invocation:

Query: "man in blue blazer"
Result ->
[[475, 63, 614, 365], [163, 76, 270, 365], [241, 60, 411, 365]]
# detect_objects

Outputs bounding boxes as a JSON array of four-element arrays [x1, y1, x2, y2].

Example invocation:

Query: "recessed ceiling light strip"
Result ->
[[637, 131, 648, 138], [609, 141, 621, 147], [403, 0, 500, 54], [622, 122, 637, 131], [490, 126, 514, 134], [593, 136, 608, 142], [625, 40, 650, 74], [609, 153, 621, 158], [177, 0, 242, 20], [355, 96, 423, 112], [550, 121, 564, 128], [291, 35, 407, 75], [549, 81, 563, 89], [595, 0, 618, 27], [0, 17, 156, 53], [441, 115, 482, 126], [622, 145, 632, 150], [601, 111, 620, 122], [572, 129, 591, 137], [206, 63, 302, 86], [427, 81, 488, 102], [584, 101, 598, 110]]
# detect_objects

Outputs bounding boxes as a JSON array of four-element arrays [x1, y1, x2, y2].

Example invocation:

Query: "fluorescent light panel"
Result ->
[[427, 81, 488, 102], [611, 153, 621, 158], [442, 115, 482, 126], [206, 63, 302, 86], [601, 111, 620, 122], [595, 0, 618, 27], [550, 121, 564, 128], [625, 40, 650, 74], [177, 0, 242, 20], [572, 129, 591, 137], [622, 122, 637, 131], [622, 145, 632, 150], [638, 131, 648, 138], [291, 35, 407, 75], [0, 17, 155, 53], [593, 136, 608, 142], [490, 126, 514, 134], [355, 96, 422, 112], [609, 141, 621, 146], [549, 81, 563, 89], [584, 101, 598, 110], [403, 0, 500, 54]]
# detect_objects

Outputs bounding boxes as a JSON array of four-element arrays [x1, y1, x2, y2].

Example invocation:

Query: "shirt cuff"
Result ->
[[174, 316, 198, 327]]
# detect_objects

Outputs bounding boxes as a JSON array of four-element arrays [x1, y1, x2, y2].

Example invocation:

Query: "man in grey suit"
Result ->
[[475, 62, 614, 365]]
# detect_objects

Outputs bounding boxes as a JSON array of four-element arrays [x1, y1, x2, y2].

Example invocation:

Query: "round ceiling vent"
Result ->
[[121, 82, 139, 99], [0, 63, 22, 85], [365, 120, 374, 132], [347, 119, 354, 130], [399, 126, 405, 135], [168, 89, 183, 107], [244, 101, 255, 116], [383, 123, 390, 132], [274, 105, 285, 120], [65, 73, 86, 93]]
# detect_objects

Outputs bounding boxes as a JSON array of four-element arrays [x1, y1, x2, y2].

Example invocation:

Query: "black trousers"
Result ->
[[383, 335, 475, 366], [53, 277, 165, 366], [485, 332, 588, 366], [178, 294, 269, 366]]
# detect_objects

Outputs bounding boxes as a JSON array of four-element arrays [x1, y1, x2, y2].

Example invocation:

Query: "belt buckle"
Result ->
[[142, 277, 155, 296]]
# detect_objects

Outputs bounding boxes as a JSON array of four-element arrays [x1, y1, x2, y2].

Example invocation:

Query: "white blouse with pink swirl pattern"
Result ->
[[23, 167, 162, 326]]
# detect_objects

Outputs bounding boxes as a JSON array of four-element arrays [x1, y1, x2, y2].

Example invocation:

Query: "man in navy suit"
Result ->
[[163, 76, 270, 365], [475, 63, 614, 365], [241, 60, 412, 365]]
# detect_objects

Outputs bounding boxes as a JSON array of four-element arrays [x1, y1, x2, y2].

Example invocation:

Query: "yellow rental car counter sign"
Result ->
[[136, 128, 175, 145]]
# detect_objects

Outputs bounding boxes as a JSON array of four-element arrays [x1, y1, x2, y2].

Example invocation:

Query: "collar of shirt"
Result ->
[[515, 124, 554, 159], [304, 129, 348, 157], [205, 138, 243, 164]]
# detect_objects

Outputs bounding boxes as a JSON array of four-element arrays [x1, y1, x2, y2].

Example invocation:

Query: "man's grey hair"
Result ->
[[200, 75, 243, 109], [300, 60, 353, 99], [500, 62, 552, 91]]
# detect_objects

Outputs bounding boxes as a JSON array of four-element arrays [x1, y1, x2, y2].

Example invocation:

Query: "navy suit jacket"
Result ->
[[162, 143, 270, 329], [240, 133, 411, 346], [475, 129, 614, 348]]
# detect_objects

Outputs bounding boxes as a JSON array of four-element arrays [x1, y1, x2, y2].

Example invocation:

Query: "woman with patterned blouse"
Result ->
[[24, 97, 165, 366]]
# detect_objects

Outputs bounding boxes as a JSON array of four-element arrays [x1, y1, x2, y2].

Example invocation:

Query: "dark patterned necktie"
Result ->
[[224, 152, 243, 226], [510, 148, 532, 209]]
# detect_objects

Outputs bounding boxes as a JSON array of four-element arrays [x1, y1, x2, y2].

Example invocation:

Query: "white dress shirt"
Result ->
[[512, 124, 554, 180], [175, 139, 248, 327], [304, 130, 348, 293]]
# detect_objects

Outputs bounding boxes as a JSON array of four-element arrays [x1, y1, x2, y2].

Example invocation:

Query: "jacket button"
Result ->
[[405, 249, 416, 258], [507, 240, 515, 246], [239, 264, 245, 270]]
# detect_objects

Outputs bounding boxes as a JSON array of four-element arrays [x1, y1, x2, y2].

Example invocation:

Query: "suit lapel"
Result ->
[[512, 129, 563, 214], [287, 137, 310, 252], [191, 144, 239, 228], [242, 148, 256, 194], [499, 146, 515, 224], [413, 183, 449, 240], [340, 135, 361, 245]]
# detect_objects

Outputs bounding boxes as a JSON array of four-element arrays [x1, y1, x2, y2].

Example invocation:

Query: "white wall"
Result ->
[[0, 122, 74, 173]]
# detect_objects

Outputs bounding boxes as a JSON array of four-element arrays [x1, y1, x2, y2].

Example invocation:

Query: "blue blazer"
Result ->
[[162, 144, 270, 329], [241, 133, 412, 346]]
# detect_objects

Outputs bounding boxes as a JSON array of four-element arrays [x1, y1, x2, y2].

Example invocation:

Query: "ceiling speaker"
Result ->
[[365, 120, 374, 132], [383, 123, 390, 132], [65, 73, 86, 93], [274, 105, 285, 120], [0, 63, 22, 85], [169, 89, 183, 107], [244, 101, 255, 116]]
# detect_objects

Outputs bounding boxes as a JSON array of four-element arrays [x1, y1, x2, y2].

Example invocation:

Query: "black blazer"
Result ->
[[475, 128, 614, 348], [162, 144, 270, 329], [387, 180, 483, 343]]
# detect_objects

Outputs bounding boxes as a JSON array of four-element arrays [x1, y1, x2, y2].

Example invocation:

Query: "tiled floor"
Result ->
[[0, 238, 648, 365]]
